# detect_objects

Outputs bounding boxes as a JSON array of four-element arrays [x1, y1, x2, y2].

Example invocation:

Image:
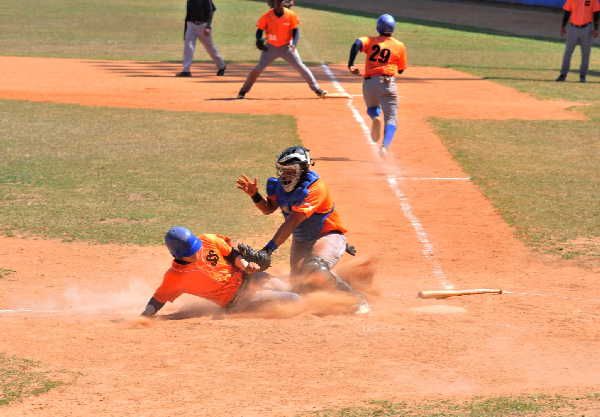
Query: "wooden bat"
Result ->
[[418, 288, 503, 299]]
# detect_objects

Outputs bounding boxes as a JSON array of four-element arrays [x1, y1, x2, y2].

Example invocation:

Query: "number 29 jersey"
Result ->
[[358, 35, 407, 78]]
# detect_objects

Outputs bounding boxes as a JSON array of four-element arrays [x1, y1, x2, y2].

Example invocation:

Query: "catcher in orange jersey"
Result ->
[[348, 14, 407, 152], [140, 226, 299, 317], [236, 146, 370, 314]]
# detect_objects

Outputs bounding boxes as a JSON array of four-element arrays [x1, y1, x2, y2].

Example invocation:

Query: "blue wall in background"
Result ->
[[489, 0, 564, 7]]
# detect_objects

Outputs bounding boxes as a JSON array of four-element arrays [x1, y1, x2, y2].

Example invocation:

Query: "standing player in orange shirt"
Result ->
[[140, 226, 299, 317], [556, 0, 599, 83], [236, 0, 327, 99], [236, 146, 370, 314], [347, 14, 407, 152]]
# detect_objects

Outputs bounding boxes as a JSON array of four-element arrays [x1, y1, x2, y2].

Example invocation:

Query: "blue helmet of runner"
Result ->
[[376, 14, 395, 35], [164, 226, 202, 258]]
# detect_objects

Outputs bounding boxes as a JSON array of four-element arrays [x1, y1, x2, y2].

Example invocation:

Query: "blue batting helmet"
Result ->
[[164, 226, 202, 258], [376, 14, 395, 35]]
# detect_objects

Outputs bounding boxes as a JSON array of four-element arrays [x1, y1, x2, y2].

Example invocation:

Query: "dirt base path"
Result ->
[[1, 57, 598, 417]]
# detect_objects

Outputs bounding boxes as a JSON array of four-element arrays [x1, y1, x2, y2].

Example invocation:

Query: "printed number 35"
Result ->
[[369, 45, 391, 63]]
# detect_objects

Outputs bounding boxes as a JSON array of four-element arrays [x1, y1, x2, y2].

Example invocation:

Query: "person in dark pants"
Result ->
[[556, 0, 599, 83], [176, 0, 226, 77]]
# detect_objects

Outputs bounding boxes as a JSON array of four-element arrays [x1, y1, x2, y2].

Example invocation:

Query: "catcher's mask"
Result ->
[[376, 13, 395, 36], [275, 146, 313, 192], [164, 226, 202, 259]]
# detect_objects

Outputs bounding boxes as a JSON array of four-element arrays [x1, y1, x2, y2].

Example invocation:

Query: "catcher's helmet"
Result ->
[[275, 146, 313, 192], [164, 226, 202, 258], [376, 14, 395, 35]]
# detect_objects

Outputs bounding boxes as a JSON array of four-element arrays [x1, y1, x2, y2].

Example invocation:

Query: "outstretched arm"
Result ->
[[262, 211, 306, 253], [236, 174, 278, 214], [348, 39, 363, 75]]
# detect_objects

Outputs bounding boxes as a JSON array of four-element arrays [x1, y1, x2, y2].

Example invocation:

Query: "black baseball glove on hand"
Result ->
[[237, 243, 271, 271], [256, 38, 268, 51]]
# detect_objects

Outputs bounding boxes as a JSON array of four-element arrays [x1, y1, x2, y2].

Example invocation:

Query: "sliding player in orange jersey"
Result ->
[[348, 14, 407, 152], [140, 227, 299, 317]]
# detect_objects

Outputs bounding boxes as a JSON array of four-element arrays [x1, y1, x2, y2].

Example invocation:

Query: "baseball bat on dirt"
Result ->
[[418, 288, 503, 299]]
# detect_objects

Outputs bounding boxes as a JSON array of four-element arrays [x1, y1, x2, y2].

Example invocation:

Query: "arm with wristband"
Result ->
[[236, 174, 278, 214]]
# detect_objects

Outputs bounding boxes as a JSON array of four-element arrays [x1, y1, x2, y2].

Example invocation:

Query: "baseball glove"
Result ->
[[237, 243, 271, 271], [256, 38, 268, 51]]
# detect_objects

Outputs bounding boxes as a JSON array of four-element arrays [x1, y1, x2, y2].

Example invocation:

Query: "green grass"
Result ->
[[0, 99, 289, 245], [301, 395, 600, 417], [0, 353, 76, 406], [431, 118, 600, 265], [0, 0, 598, 264]]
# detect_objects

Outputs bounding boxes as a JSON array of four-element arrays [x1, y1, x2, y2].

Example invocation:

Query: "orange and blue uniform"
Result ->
[[348, 31, 407, 149], [152, 234, 244, 307], [266, 171, 346, 242], [358, 35, 407, 78]]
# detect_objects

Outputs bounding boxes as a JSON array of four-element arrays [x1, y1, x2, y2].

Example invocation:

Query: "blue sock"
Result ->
[[383, 124, 397, 148]]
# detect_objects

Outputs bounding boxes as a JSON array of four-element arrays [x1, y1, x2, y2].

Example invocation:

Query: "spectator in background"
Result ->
[[556, 0, 600, 83]]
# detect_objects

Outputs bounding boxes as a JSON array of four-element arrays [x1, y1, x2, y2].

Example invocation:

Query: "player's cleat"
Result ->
[[379, 145, 388, 156], [355, 300, 371, 315], [555, 74, 566, 82], [237, 90, 247, 99], [216, 66, 226, 76], [580, 75, 586, 83], [176, 71, 192, 77], [315, 89, 327, 98], [370, 118, 382, 143]]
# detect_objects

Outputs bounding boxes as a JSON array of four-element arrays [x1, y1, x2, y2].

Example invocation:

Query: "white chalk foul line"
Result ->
[[394, 177, 471, 181], [320, 64, 454, 290]]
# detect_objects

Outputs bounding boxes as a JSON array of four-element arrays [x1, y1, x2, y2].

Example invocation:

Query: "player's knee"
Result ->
[[367, 106, 382, 119], [299, 256, 331, 276]]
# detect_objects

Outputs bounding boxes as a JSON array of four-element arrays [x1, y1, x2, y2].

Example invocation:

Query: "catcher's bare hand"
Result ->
[[349, 65, 360, 76], [236, 174, 258, 196]]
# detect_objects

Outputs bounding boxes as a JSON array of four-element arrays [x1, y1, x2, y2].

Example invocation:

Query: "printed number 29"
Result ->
[[369, 45, 391, 64]]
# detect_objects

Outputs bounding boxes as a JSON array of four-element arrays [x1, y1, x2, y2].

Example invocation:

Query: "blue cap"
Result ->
[[164, 226, 202, 258], [376, 14, 395, 35]]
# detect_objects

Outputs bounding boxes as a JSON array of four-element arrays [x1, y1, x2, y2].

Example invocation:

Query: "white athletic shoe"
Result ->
[[355, 301, 371, 315]]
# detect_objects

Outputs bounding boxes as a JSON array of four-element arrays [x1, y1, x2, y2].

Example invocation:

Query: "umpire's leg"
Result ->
[[182, 22, 199, 72]]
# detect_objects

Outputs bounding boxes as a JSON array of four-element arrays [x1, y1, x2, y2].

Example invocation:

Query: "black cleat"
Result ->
[[237, 90, 246, 99], [315, 88, 327, 98], [216, 66, 226, 76], [175, 71, 192, 77], [555, 74, 566, 82], [580, 75, 586, 83]]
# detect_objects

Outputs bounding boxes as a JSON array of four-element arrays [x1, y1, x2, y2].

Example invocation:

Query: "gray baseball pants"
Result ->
[[182, 21, 225, 72], [240, 45, 321, 93], [560, 23, 594, 77], [363, 76, 398, 125], [290, 232, 347, 275]]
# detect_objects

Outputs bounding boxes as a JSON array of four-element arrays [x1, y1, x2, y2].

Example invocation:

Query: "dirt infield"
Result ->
[[1, 56, 599, 417]]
